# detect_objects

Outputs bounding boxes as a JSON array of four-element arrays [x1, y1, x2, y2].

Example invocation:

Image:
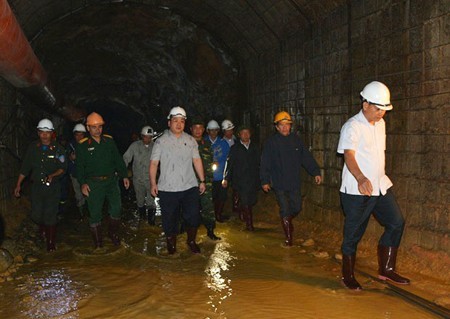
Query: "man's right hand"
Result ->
[[13, 186, 21, 198]]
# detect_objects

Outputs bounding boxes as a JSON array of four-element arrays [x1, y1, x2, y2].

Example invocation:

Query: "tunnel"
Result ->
[[0, 0, 449, 317]]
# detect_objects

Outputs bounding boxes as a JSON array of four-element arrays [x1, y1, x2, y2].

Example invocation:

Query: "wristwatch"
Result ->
[[199, 180, 206, 183]]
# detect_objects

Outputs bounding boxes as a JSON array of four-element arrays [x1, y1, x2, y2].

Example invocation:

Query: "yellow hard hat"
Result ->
[[86, 112, 105, 126], [274, 111, 292, 124]]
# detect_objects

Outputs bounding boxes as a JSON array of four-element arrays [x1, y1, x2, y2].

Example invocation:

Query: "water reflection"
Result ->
[[0, 202, 442, 319], [204, 240, 235, 314], [16, 268, 92, 318]]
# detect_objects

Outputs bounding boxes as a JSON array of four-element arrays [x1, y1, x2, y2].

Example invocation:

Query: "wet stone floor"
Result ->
[[0, 198, 443, 319]]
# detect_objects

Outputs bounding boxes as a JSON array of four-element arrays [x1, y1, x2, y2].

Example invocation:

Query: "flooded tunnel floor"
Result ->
[[0, 198, 444, 319]]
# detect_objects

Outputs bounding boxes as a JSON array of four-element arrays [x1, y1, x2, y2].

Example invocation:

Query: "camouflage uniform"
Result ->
[[197, 139, 216, 231]]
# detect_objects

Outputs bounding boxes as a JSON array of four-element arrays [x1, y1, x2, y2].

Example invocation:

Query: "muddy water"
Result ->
[[0, 209, 438, 319]]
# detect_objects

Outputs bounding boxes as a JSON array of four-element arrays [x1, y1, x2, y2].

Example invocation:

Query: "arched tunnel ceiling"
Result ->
[[12, 0, 349, 61]]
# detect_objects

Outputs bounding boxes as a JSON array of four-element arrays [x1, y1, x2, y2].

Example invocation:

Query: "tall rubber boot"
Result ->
[[38, 224, 46, 241], [138, 206, 146, 220], [341, 254, 362, 290], [45, 225, 57, 252], [90, 224, 103, 248], [166, 235, 177, 254], [206, 225, 221, 240], [377, 245, 410, 284], [147, 207, 156, 226], [243, 206, 254, 231], [232, 190, 240, 215], [214, 201, 229, 223], [186, 227, 201, 254], [78, 206, 85, 221], [281, 216, 294, 246], [108, 218, 121, 246]]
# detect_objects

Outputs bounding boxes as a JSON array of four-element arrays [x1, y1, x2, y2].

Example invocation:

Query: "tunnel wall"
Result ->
[[247, 0, 449, 253], [0, 79, 21, 215]]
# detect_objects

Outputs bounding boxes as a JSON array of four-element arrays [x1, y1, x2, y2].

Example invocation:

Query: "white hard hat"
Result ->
[[221, 119, 235, 130], [360, 81, 393, 110], [73, 123, 86, 133], [141, 125, 154, 136], [36, 119, 54, 131], [207, 120, 220, 130], [167, 106, 187, 119]]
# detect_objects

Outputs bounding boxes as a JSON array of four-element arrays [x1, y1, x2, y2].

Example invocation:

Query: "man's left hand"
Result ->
[[199, 183, 206, 194]]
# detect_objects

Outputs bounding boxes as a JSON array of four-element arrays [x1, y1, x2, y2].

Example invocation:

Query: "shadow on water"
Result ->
[[0, 195, 441, 319]]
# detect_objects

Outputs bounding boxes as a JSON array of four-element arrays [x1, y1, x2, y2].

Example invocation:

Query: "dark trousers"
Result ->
[[340, 189, 405, 256], [31, 183, 61, 225], [274, 189, 302, 218], [159, 187, 200, 236], [212, 181, 227, 201]]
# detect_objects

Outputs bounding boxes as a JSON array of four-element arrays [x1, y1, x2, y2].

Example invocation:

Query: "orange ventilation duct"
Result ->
[[0, 0, 56, 109]]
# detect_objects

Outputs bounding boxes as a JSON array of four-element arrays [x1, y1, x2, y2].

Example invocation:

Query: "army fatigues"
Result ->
[[20, 141, 67, 225], [197, 139, 216, 231], [123, 140, 155, 209], [76, 135, 128, 225]]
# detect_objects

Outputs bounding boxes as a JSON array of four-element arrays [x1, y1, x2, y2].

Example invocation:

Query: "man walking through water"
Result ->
[[76, 112, 130, 249], [337, 81, 409, 290], [150, 107, 206, 254], [260, 111, 322, 246]]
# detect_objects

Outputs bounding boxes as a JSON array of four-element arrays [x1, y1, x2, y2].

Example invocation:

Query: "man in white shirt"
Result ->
[[150, 107, 206, 255], [337, 81, 410, 290]]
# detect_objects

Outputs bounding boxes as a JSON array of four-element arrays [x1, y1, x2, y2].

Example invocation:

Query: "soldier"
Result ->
[[76, 112, 130, 248], [123, 125, 157, 224], [150, 107, 206, 254], [14, 119, 67, 252], [190, 119, 221, 240], [68, 123, 87, 220]]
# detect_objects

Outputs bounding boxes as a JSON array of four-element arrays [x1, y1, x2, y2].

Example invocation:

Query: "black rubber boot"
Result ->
[[243, 206, 254, 231], [232, 190, 240, 216], [138, 206, 146, 219], [341, 254, 362, 290], [38, 224, 46, 241], [147, 207, 156, 226], [45, 225, 57, 252], [90, 224, 103, 249], [166, 235, 177, 254], [377, 245, 410, 284], [281, 216, 294, 246], [214, 201, 229, 223], [206, 226, 221, 240], [186, 227, 201, 254], [108, 218, 121, 246]]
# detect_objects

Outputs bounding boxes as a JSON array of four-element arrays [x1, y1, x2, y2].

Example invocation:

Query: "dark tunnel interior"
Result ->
[[30, 3, 240, 150]]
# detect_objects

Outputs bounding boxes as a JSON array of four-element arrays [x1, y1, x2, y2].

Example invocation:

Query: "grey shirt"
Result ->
[[123, 140, 154, 183], [150, 130, 200, 192]]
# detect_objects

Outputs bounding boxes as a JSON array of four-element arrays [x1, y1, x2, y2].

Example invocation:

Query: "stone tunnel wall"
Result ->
[[0, 79, 22, 219], [246, 0, 449, 253]]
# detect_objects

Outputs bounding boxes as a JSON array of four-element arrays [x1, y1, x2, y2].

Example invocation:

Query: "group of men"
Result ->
[[14, 80, 410, 291]]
